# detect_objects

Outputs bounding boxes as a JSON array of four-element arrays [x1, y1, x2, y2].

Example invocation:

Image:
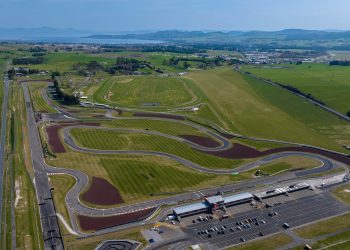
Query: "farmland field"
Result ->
[[242, 63, 350, 115], [186, 67, 350, 152]]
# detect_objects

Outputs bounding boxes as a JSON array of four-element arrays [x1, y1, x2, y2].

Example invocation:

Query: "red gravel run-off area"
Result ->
[[46, 122, 99, 153], [78, 207, 157, 231], [82, 177, 124, 206], [179, 135, 221, 148], [202, 143, 350, 165]]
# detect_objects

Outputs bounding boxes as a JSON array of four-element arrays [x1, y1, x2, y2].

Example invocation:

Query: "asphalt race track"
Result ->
[[21, 80, 349, 241]]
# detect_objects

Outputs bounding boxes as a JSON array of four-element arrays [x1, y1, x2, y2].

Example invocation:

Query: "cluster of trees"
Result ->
[[7, 68, 41, 77], [141, 45, 206, 54], [29, 47, 47, 52], [53, 80, 79, 105], [73, 61, 104, 76], [329, 60, 350, 66], [107, 57, 152, 74], [162, 56, 224, 69], [32, 52, 46, 57], [13, 57, 44, 65]]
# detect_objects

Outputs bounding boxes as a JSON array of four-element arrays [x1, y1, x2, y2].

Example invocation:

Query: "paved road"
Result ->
[[21, 80, 348, 239], [0, 75, 9, 241], [22, 83, 64, 250], [63, 125, 338, 176], [63, 125, 231, 152]]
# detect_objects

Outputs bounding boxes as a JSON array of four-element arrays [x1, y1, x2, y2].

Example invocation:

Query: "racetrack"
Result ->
[[21, 80, 349, 237]]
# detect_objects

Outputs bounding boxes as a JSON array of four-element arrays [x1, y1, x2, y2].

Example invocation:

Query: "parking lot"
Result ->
[[182, 191, 348, 249]]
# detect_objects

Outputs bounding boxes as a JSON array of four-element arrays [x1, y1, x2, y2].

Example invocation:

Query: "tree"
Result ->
[[347, 111, 350, 118], [51, 71, 60, 79]]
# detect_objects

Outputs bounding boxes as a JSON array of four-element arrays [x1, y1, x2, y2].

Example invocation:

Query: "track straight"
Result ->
[[0, 76, 9, 242]]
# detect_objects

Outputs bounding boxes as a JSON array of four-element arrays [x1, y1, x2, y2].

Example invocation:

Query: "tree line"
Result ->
[[13, 57, 44, 65], [52, 80, 79, 105]]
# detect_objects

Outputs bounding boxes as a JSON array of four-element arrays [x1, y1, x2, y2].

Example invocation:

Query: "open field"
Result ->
[[332, 183, 350, 204], [186, 67, 350, 152], [92, 75, 204, 109], [228, 233, 292, 250], [294, 213, 350, 239], [16, 52, 115, 72], [28, 83, 57, 113], [242, 63, 350, 115], [69, 127, 247, 169], [108, 77, 196, 107]]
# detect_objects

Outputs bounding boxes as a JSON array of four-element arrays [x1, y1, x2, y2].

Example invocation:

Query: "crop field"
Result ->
[[70, 127, 246, 169], [28, 83, 57, 113], [47, 152, 247, 203], [92, 75, 203, 109], [186, 67, 350, 153], [242, 63, 350, 115]]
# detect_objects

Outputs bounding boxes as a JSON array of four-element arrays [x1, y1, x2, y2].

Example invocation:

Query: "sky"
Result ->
[[1, 0, 350, 32]]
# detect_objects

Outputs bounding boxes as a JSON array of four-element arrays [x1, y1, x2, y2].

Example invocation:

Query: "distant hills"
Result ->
[[87, 29, 350, 42], [86, 29, 350, 50], [2, 27, 350, 50]]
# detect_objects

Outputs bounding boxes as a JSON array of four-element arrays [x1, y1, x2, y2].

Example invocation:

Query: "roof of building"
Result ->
[[223, 192, 253, 204], [206, 195, 225, 204], [173, 202, 209, 215], [254, 182, 310, 199]]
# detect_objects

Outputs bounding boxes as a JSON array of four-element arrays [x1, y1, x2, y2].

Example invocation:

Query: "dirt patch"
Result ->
[[82, 177, 124, 206], [134, 112, 185, 120], [78, 207, 157, 231], [179, 135, 221, 148], [201, 143, 350, 164], [46, 122, 99, 153]]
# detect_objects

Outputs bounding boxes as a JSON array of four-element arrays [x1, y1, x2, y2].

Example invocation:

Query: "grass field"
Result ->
[[47, 152, 247, 203], [28, 83, 57, 113], [186, 67, 350, 152], [228, 233, 292, 250], [70, 127, 246, 170], [101, 119, 211, 137], [332, 183, 350, 204], [242, 63, 350, 115], [49, 174, 76, 233], [250, 156, 321, 175], [294, 213, 350, 239], [107, 76, 196, 107], [17, 52, 115, 72], [92, 75, 203, 109]]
